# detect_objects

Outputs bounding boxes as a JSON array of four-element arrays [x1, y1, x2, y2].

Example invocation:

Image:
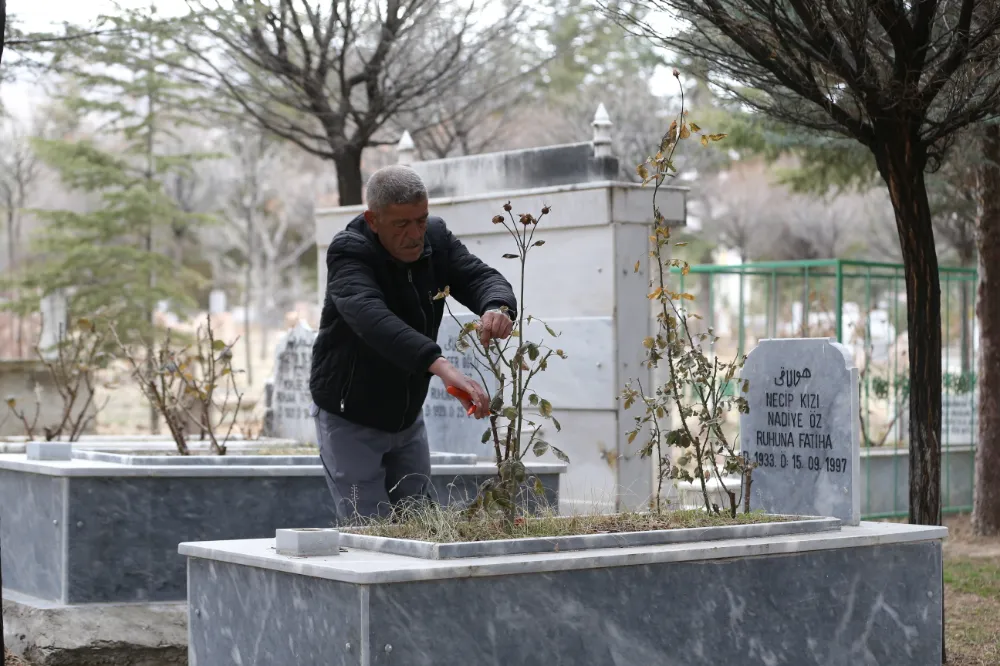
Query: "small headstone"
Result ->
[[424, 314, 498, 458], [266, 322, 318, 444], [739, 337, 861, 525]]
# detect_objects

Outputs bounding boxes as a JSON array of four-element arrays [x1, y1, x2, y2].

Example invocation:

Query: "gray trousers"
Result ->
[[312, 404, 432, 524]]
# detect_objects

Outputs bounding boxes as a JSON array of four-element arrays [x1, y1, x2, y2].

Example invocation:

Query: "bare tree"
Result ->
[[182, 0, 526, 205], [393, 36, 543, 159], [611, 0, 1000, 528], [160, 129, 225, 270], [697, 159, 790, 262], [0, 116, 40, 357], [205, 125, 328, 381]]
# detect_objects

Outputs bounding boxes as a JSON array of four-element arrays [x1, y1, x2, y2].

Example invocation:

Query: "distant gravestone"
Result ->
[[267, 322, 317, 443], [896, 391, 978, 446], [424, 315, 498, 458], [38, 291, 68, 360], [739, 337, 861, 525]]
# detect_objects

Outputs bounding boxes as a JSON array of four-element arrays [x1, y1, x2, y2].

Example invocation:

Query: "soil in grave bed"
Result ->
[[354, 508, 791, 543]]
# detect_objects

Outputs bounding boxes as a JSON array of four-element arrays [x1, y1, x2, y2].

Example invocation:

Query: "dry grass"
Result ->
[[944, 557, 1000, 665], [351, 504, 788, 543], [4, 649, 27, 666]]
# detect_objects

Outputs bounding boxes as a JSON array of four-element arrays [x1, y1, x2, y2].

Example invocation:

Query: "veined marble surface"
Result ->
[[188, 537, 944, 666], [1, 459, 561, 603], [0, 454, 566, 478], [179, 521, 946, 586], [71, 450, 479, 466]]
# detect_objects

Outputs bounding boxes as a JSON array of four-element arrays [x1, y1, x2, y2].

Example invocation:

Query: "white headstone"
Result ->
[[269, 321, 318, 443], [739, 337, 861, 525], [38, 291, 68, 359], [423, 314, 498, 457], [209, 289, 227, 315], [896, 390, 978, 446]]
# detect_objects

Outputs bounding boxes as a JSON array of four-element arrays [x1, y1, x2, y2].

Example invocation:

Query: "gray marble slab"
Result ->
[[72, 450, 478, 466], [187, 558, 361, 666], [0, 470, 65, 601], [740, 337, 862, 525], [179, 521, 946, 586], [0, 454, 565, 478], [1, 461, 560, 603], [337, 515, 841, 559], [186, 539, 943, 666], [64, 475, 339, 603], [72, 451, 323, 466]]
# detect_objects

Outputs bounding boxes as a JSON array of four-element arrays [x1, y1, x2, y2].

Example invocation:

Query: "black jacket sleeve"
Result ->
[[444, 226, 518, 318], [326, 236, 442, 375]]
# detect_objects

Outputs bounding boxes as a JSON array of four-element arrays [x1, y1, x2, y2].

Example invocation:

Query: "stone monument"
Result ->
[[739, 337, 861, 525], [423, 314, 499, 456], [38, 290, 68, 359], [263, 321, 317, 444], [315, 105, 690, 512]]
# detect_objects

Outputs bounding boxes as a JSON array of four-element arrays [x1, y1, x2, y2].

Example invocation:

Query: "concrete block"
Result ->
[[275, 527, 340, 557], [2, 590, 186, 666], [26, 441, 72, 461]]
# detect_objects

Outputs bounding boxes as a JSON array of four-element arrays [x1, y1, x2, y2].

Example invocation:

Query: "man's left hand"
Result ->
[[479, 310, 513, 346]]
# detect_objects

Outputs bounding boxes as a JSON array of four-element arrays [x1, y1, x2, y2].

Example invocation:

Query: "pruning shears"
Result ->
[[446, 386, 477, 416]]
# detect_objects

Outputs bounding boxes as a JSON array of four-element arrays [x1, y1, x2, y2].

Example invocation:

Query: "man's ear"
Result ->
[[363, 210, 378, 232]]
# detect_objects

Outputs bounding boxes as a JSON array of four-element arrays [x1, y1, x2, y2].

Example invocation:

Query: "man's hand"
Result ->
[[479, 309, 514, 347], [429, 357, 490, 419]]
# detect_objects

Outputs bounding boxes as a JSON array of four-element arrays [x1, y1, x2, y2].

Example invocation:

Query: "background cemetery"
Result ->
[[1, 0, 999, 664]]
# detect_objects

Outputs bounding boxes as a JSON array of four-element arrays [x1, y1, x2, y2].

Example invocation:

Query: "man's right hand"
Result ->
[[429, 357, 490, 419]]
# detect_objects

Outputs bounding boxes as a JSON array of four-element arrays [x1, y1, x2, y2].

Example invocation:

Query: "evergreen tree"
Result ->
[[4, 5, 212, 430], [12, 6, 208, 330]]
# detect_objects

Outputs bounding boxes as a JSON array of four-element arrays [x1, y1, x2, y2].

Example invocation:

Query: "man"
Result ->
[[309, 165, 516, 524]]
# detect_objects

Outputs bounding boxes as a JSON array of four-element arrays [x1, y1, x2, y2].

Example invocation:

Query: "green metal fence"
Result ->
[[670, 259, 978, 519]]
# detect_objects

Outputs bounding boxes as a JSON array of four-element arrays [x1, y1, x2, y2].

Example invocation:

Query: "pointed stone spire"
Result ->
[[396, 130, 416, 165], [592, 103, 613, 158]]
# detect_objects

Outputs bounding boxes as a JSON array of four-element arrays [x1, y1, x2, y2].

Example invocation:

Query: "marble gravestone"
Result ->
[[262, 316, 497, 454], [740, 338, 861, 525], [266, 321, 318, 444], [423, 314, 499, 458]]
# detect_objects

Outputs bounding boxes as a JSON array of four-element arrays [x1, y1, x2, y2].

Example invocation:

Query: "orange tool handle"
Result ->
[[446, 386, 477, 416]]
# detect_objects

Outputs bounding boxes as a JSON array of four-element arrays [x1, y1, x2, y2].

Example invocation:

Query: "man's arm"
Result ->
[[327, 243, 442, 375], [445, 227, 517, 318]]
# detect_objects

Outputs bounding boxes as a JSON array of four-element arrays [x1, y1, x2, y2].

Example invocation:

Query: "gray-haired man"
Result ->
[[309, 165, 517, 524]]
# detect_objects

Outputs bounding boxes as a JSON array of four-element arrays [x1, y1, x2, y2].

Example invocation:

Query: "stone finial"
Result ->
[[592, 104, 613, 158], [396, 130, 416, 165]]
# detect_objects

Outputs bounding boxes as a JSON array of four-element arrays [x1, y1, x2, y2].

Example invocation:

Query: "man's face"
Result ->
[[364, 199, 429, 263]]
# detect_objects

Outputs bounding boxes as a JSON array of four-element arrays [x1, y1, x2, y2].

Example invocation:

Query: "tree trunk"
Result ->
[[972, 123, 1000, 536], [1, 2, 7, 652], [874, 133, 943, 528], [334, 146, 365, 207]]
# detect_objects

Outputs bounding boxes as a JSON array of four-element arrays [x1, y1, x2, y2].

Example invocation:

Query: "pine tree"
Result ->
[[6, 5, 212, 432]]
